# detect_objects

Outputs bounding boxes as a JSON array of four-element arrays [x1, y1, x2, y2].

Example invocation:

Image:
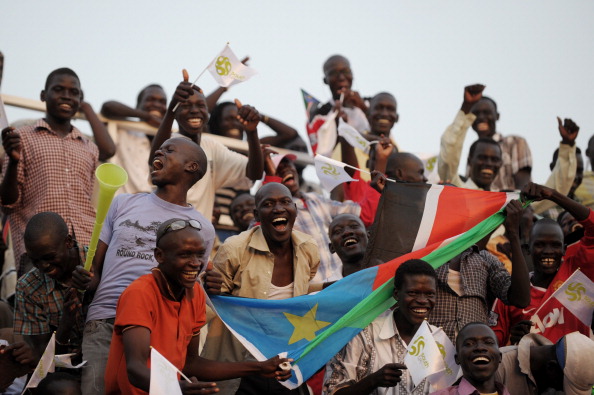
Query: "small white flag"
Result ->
[[150, 347, 183, 395], [338, 119, 370, 154], [550, 269, 594, 326], [207, 44, 257, 88], [314, 155, 357, 192], [316, 111, 338, 157], [427, 328, 461, 391], [24, 333, 55, 391], [0, 96, 9, 130], [404, 321, 445, 386]]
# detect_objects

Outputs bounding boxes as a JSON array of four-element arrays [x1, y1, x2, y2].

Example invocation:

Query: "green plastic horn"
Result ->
[[83, 163, 128, 271]]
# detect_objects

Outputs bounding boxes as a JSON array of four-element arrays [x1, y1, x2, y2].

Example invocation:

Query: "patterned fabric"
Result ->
[[293, 192, 360, 282], [0, 119, 98, 270], [429, 247, 511, 340], [489, 133, 532, 192], [13, 267, 84, 351], [324, 310, 431, 395]]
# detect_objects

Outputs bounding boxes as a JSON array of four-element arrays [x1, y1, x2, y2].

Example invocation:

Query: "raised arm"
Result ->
[[0, 127, 21, 205], [532, 117, 579, 214], [148, 81, 195, 166], [503, 200, 531, 308], [259, 114, 299, 147], [523, 182, 589, 221], [80, 101, 115, 161], [438, 84, 483, 185], [235, 99, 264, 180]]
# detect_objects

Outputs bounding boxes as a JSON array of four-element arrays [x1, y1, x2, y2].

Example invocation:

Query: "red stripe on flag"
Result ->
[[426, 188, 508, 246], [373, 247, 432, 290]]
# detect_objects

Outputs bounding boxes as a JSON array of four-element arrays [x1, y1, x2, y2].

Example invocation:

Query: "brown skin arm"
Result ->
[[183, 335, 292, 381], [259, 114, 299, 148], [80, 101, 116, 161], [503, 200, 531, 308], [0, 127, 20, 205], [523, 182, 589, 221], [460, 84, 485, 114], [235, 99, 264, 181], [372, 136, 394, 174], [334, 363, 406, 395], [514, 168, 532, 191], [101, 101, 163, 128]]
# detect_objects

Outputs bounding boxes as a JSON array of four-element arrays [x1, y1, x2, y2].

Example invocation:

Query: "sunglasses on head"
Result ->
[[157, 219, 202, 244]]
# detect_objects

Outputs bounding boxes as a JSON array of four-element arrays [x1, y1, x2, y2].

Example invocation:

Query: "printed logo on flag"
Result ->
[[321, 164, 340, 178], [216, 56, 232, 76], [436, 341, 453, 376], [409, 336, 425, 357], [426, 157, 437, 172], [565, 282, 586, 301]]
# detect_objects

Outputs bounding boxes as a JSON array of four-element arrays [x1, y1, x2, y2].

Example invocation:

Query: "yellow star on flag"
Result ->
[[283, 304, 331, 345]]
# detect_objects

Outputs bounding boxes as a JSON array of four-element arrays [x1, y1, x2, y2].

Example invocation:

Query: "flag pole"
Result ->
[[171, 67, 209, 113]]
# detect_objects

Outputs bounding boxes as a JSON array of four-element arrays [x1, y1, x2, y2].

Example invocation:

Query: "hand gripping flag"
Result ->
[[209, 183, 522, 389], [206, 44, 257, 88], [314, 155, 357, 192], [529, 269, 594, 342], [404, 320, 445, 386]]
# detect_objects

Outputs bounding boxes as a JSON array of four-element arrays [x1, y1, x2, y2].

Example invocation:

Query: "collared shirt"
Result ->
[[0, 119, 98, 269], [324, 310, 432, 395], [429, 377, 510, 395], [13, 266, 85, 350], [293, 192, 360, 283], [429, 247, 511, 340], [489, 132, 532, 192], [213, 225, 320, 299]]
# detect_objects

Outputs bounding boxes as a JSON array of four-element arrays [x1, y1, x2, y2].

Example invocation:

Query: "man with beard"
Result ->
[[491, 182, 594, 346]]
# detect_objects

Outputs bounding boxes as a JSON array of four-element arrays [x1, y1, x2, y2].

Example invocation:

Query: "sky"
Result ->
[[2, 0, 594, 184]]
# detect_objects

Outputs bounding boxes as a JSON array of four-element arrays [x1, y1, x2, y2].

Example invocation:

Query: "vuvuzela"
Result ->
[[83, 163, 128, 271]]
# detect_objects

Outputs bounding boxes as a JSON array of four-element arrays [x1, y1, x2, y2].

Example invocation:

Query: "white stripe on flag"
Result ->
[[412, 185, 444, 251]]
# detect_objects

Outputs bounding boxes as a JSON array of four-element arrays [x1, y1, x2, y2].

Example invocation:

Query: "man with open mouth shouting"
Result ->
[[491, 182, 594, 346], [203, 182, 320, 394], [430, 322, 509, 395]]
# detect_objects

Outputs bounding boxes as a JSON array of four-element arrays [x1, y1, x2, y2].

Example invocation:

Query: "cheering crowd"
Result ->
[[0, 50, 594, 395]]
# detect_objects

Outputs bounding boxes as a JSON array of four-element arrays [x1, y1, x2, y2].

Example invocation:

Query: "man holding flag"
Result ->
[[324, 259, 439, 395], [492, 182, 594, 345]]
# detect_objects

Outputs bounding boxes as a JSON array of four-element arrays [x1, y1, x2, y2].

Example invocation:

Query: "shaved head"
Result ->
[[24, 212, 68, 246]]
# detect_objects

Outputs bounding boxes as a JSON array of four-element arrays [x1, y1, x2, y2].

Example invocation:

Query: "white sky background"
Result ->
[[2, 0, 594, 184]]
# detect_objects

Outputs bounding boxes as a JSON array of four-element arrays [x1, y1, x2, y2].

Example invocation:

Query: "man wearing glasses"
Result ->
[[72, 137, 215, 395]]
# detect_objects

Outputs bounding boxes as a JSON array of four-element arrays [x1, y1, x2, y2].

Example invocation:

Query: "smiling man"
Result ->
[[0, 67, 113, 275], [324, 259, 438, 395], [104, 218, 291, 395], [430, 322, 509, 395], [203, 182, 320, 394], [328, 214, 368, 277], [72, 137, 215, 395], [491, 182, 594, 346], [14, 211, 85, 361], [149, 78, 263, 220]]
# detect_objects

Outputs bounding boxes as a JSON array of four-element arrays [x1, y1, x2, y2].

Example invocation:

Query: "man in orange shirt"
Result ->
[[104, 218, 292, 394]]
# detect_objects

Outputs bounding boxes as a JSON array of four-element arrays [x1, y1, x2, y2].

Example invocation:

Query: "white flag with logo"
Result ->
[[314, 155, 357, 192], [426, 328, 461, 390], [150, 347, 183, 395], [0, 95, 9, 130], [338, 119, 370, 154], [316, 110, 338, 157], [404, 321, 445, 386], [206, 44, 257, 88], [24, 333, 55, 391], [551, 269, 594, 326]]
